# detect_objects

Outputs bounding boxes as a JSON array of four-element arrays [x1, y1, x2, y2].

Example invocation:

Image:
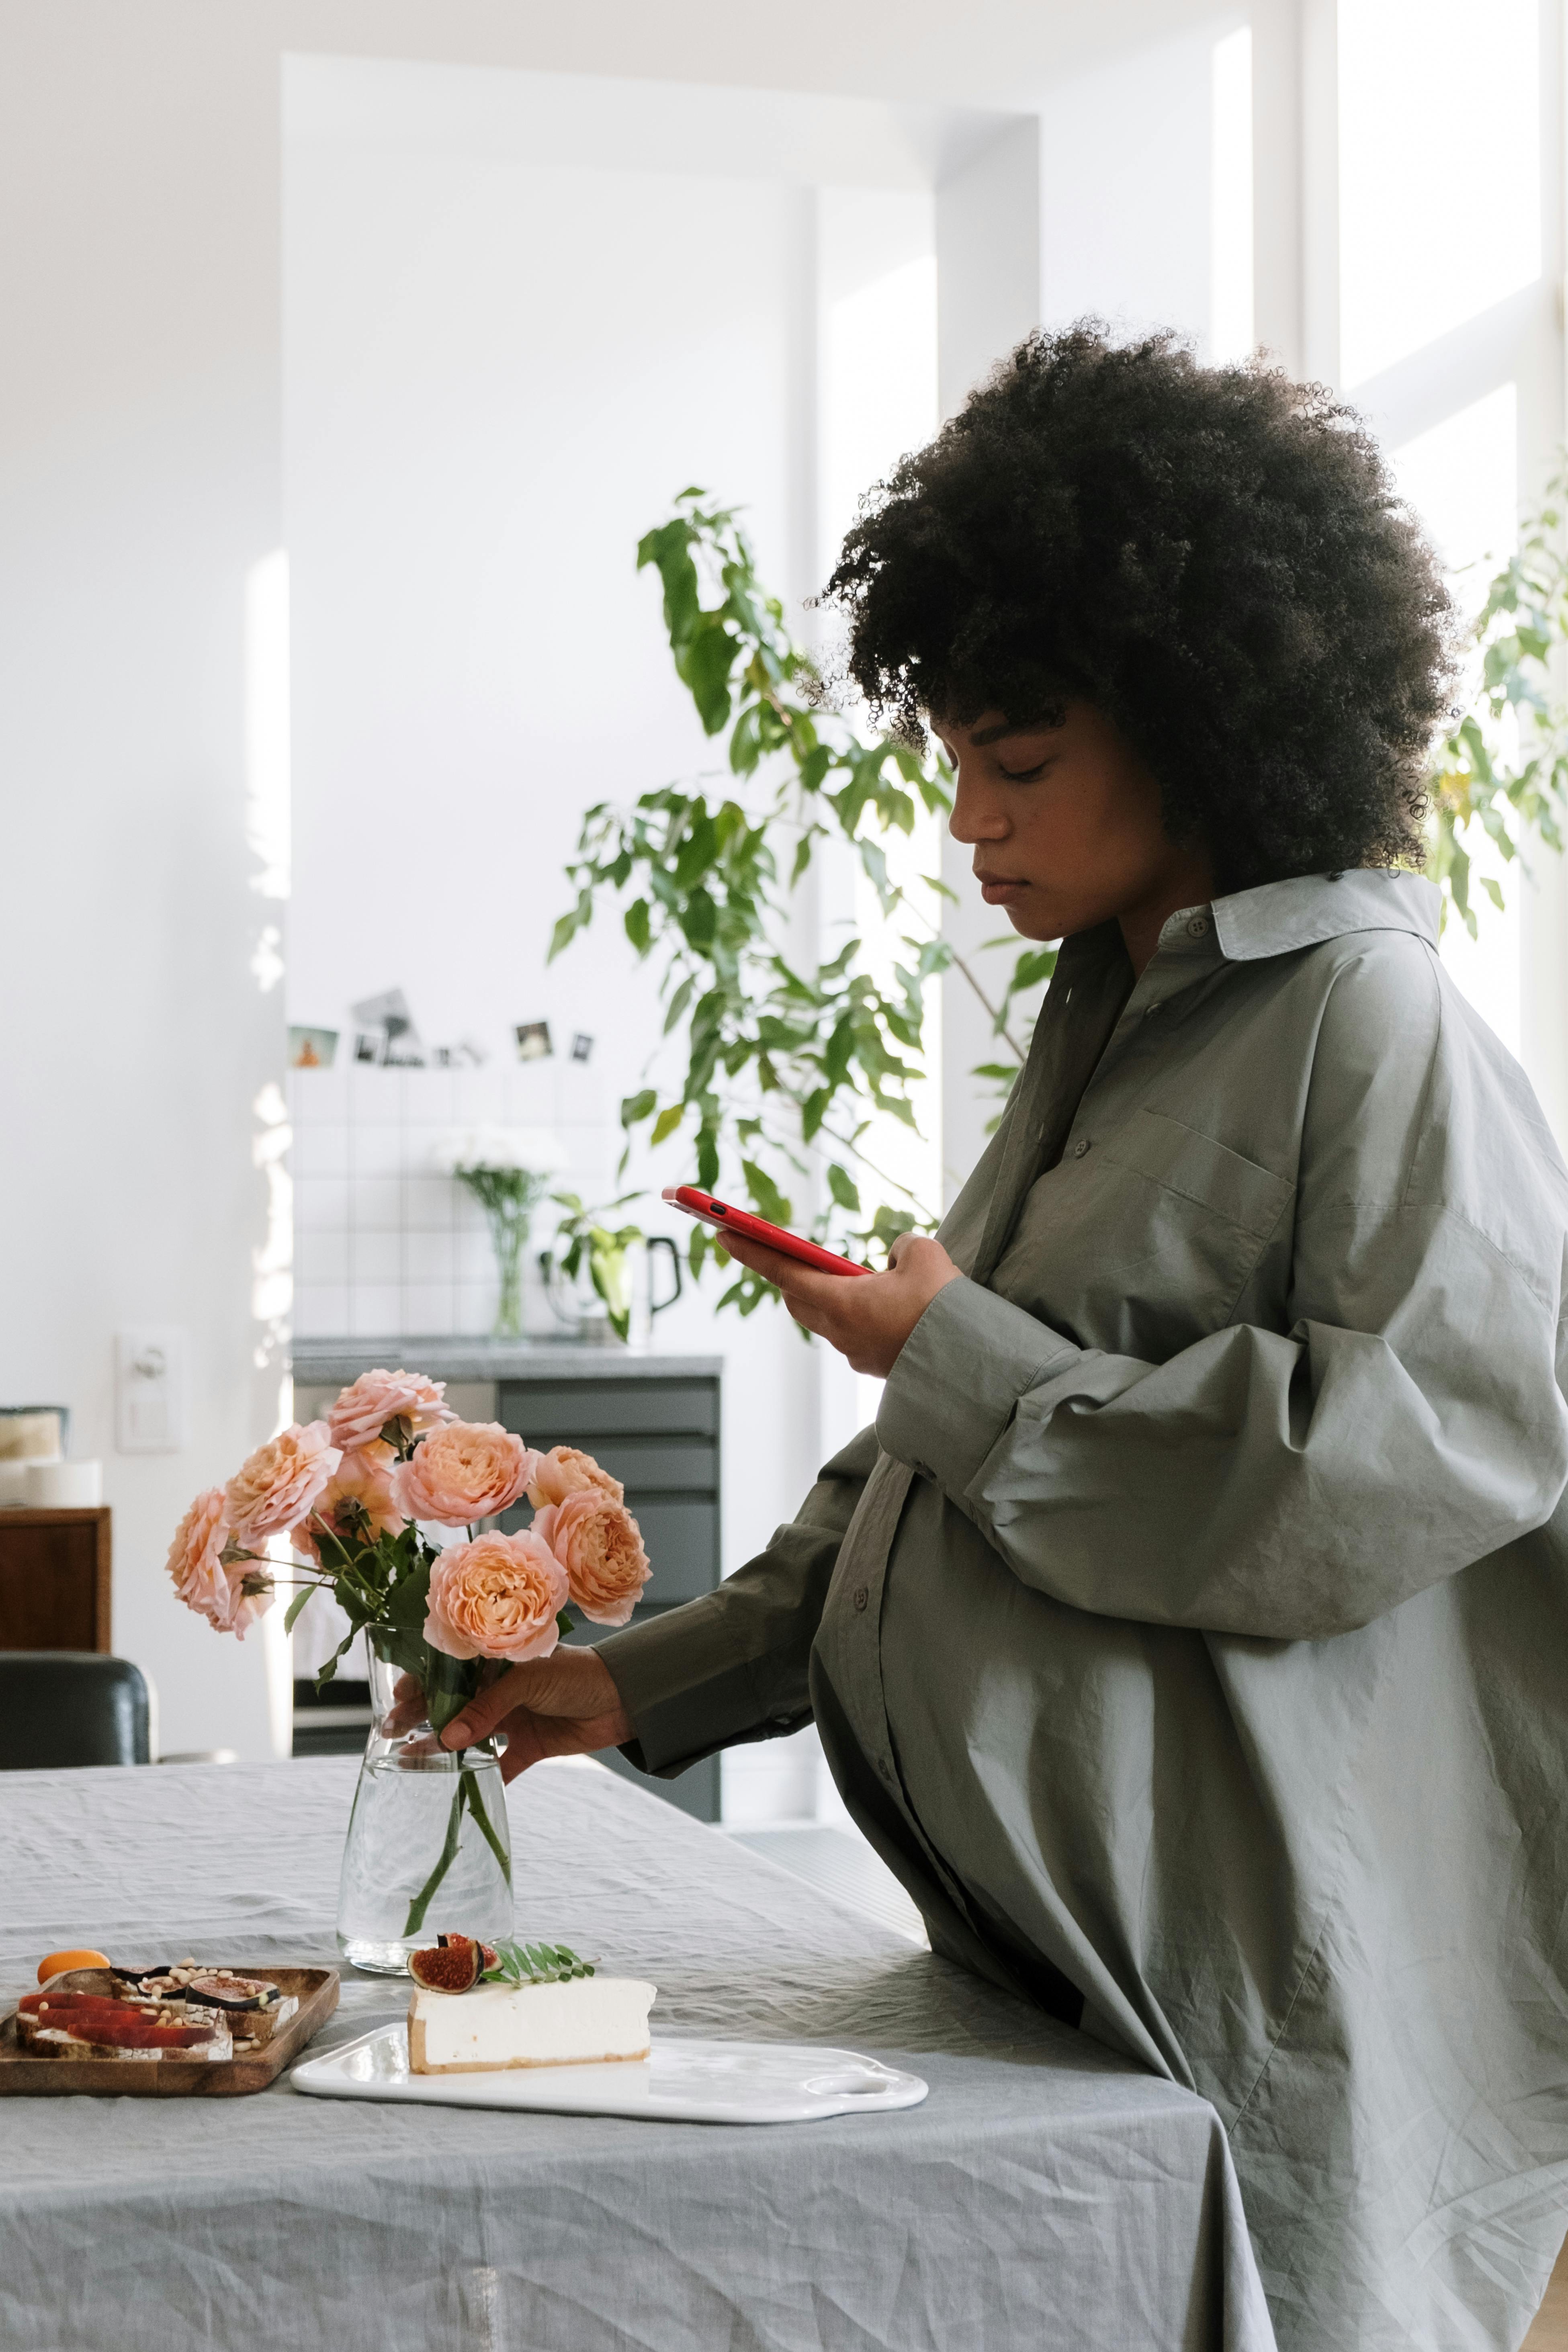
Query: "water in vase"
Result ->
[[336, 1648, 514, 1974]]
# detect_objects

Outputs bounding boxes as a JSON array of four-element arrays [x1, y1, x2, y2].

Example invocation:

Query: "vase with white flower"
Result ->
[[433, 1128, 564, 1340], [165, 1368, 650, 1973]]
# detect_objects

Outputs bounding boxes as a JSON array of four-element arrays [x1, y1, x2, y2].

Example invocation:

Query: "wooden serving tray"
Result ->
[[0, 1965, 339, 2096]]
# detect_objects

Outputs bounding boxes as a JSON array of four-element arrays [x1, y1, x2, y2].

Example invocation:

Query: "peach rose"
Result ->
[[222, 1571, 275, 1642], [328, 1369, 454, 1455], [423, 1529, 567, 1662], [526, 1443, 624, 1509], [166, 1490, 273, 1640], [292, 1447, 406, 1564], [533, 1490, 650, 1627], [225, 1422, 341, 1547], [395, 1421, 538, 1525], [166, 1489, 232, 1627]]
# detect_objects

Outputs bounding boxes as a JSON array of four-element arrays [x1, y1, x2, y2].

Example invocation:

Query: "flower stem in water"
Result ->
[[403, 1775, 466, 1937]]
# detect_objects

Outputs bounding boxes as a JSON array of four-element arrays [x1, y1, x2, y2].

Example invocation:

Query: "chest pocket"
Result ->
[[993, 1107, 1296, 1361]]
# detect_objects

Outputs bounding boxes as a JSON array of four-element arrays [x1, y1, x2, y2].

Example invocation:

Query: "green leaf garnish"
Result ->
[[481, 1939, 596, 1988]]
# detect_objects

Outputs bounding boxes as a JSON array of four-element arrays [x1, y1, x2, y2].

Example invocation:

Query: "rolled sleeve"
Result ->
[[876, 1276, 1082, 1496]]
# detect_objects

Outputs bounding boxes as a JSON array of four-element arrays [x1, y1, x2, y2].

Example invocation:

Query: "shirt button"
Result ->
[[1186, 915, 1211, 938], [1073, 1138, 1091, 1159], [853, 1585, 868, 1613], [878, 1759, 893, 1783]]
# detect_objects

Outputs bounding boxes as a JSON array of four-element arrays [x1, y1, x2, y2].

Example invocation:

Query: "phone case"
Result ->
[[661, 1187, 868, 1277]]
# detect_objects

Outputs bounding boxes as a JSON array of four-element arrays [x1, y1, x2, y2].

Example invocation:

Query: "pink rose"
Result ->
[[395, 1421, 538, 1525], [423, 1529, 567, 1662], [292, 1448, 406, 1564], [328, 1369, 454, 1454], [526, 1443, 624, 1509], [533, 1490, 650, 1627], [226, 1421, 341, 1547], [166, 1490, 273, 1640], [166, 1489, 231, 1627]]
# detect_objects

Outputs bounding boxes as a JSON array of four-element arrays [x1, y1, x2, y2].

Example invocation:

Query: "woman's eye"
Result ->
[[997, 757, 1053, 782]]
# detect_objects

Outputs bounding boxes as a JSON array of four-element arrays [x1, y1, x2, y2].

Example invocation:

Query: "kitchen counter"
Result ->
[[291, 1338, 722, 1383]]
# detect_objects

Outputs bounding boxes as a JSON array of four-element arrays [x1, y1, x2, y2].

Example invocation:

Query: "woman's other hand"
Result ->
[[718, 1230, 961, 1375], [409, 1646, 633, 1784]]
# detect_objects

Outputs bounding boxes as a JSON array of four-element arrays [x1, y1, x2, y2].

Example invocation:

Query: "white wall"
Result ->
[[0, 15, 285, 1758]]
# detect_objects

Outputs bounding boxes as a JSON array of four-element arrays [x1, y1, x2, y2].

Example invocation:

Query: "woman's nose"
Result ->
[[948, 760, 1009, 846]]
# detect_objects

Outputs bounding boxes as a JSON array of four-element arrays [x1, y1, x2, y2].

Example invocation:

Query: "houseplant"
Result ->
[[547, 492, 1048, 1327]]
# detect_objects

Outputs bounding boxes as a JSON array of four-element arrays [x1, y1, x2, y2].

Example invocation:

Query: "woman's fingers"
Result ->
[[381, 1672, 427, 1736], [719, 1229, 963, 1375], [491, 1698, 634, 1783], [438, 1644, 631, 1758]]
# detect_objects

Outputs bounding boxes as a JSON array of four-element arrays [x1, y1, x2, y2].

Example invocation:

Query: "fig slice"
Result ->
[[407, 1932, 497, 1992]]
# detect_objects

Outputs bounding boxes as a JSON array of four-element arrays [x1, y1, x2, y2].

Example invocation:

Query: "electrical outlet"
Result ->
[[115, 1326, 190, 1453]]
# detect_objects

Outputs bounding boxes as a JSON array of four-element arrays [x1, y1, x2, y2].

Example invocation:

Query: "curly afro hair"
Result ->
[[823, 326, 1454, 893]]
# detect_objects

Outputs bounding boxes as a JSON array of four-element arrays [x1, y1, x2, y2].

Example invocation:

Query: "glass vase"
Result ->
[[485, 1207, 528, 1339], [336, 1645, 514, 1975]]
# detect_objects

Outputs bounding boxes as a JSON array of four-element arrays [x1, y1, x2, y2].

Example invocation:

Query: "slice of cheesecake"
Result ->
[[407, 1977, 657, 2074]]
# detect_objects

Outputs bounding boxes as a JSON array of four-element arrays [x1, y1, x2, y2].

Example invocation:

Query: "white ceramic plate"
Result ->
[[291, 2025, 928, 2125]]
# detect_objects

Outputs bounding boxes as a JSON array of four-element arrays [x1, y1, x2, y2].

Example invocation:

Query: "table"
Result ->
[[0, 1758, 1276, 2352]]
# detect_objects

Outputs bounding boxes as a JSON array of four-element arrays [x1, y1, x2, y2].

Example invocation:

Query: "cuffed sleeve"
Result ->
[[878, 1278, 1080, 1495], [596, 1426, 878, 1777]]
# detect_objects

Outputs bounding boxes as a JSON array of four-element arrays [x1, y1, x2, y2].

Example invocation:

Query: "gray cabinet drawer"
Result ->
[[499, 1380, 717, 1440], [624, 1499, 717, 1597], [582, 1437, 716, 1495], [499, 1496, 716, 1600]]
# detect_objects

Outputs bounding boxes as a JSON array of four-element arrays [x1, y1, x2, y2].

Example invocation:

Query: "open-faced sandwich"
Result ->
[[18, 1990, 232, 2061], [111, 1961, 299, 2049]]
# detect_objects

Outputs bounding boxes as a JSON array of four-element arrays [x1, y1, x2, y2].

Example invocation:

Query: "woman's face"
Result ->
[[934, 700, 1214, 965]]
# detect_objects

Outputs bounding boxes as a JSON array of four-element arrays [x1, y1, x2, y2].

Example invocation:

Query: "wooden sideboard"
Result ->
[[0, 1508, 112, 1651]]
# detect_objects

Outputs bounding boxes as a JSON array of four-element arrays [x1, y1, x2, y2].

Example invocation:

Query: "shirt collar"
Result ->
[[1206, 868, 1439, 960], [1052, 869, 1439, 999]]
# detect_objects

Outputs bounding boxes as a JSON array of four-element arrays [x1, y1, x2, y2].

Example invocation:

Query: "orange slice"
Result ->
[[37, 1947, 111, 1986]]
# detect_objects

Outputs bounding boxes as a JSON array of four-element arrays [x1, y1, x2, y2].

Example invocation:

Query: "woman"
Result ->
[[438, 332, 1568, 2351]]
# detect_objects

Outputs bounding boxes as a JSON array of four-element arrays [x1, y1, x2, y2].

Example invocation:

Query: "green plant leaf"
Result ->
[[827, 1162, 861, 1212]]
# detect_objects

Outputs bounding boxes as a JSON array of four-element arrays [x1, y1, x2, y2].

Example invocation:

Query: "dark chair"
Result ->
[[0, 1652, 150, 1769]]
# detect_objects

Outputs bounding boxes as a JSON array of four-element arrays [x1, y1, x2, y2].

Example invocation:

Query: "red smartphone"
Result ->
[[661, 1186, 870, 1277]]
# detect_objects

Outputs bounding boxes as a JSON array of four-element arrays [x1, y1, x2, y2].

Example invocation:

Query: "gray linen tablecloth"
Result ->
[[0, 1757, 1275, 2352]]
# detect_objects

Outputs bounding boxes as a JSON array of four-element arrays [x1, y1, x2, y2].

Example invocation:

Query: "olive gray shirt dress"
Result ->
[[600, 869, 1568, 2352]]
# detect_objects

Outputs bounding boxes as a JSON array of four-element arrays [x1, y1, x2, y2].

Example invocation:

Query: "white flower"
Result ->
[[431, 1127, 565, 1176]]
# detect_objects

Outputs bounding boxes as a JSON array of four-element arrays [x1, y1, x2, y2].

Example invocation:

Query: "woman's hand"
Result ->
[[717, 1229, 962, 1375], [384, 1647, 633, 1785]]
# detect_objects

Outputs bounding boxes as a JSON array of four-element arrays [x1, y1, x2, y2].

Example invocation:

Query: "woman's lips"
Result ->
[[976, 872, 1030, 905]]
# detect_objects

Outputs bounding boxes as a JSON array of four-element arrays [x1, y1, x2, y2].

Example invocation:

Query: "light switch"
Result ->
[[116, 1327, 190, 1453]]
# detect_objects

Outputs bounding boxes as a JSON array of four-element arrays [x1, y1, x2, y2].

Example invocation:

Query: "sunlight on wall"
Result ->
[[1210, 26, 1254, 363], [1338, 0, 1539, 387], [246, 551, 295, 1379], [817, 206, 940, 1433]]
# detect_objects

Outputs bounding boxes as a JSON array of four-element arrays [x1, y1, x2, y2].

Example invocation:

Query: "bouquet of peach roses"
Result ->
[[166, 1367, 651, 1735]]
